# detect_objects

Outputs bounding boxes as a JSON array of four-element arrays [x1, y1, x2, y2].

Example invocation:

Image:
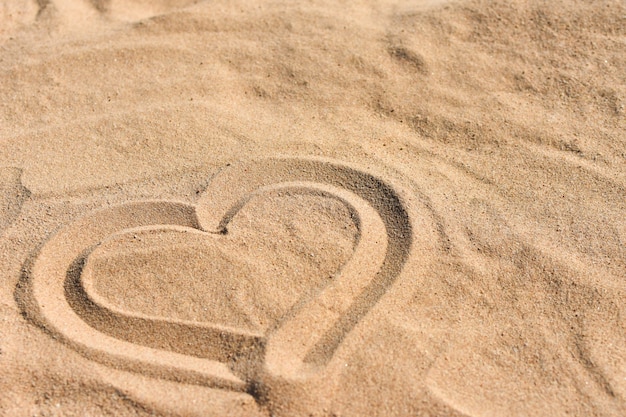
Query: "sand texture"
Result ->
[[1, 0, 625, 416]]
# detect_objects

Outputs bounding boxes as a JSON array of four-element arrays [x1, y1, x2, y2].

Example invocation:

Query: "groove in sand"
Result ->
[[23, 157, 415, 408]]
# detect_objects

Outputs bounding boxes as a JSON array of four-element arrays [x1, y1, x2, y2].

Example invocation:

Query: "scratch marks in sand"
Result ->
[[21, 157, 417, 412]]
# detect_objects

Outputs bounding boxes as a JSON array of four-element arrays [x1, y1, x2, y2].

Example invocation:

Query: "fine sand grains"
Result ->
[[1, 0, 625, 416]]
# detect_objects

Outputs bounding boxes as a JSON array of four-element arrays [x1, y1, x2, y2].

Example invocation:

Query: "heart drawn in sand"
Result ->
[[25, 157, 414, 411]]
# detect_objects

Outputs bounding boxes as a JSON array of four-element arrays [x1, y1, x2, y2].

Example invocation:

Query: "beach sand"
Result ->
[[1, 0, 625, 416]]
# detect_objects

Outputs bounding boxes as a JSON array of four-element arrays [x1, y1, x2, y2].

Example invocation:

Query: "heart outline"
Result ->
[[23, 157, 415, 405]]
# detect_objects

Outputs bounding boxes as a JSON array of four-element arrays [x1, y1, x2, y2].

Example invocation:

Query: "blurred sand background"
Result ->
[[0, 0, 625, 416]]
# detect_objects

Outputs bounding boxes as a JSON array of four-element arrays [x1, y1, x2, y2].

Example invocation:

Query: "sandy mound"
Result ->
[[1, 0, 624, 416]]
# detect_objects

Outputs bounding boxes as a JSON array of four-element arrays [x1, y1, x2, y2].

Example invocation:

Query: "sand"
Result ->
[[1, 0, 625, 416]]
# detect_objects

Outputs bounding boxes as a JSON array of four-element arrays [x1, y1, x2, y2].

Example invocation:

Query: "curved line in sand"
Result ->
[[27, 201, 247, 391], [197, 158, 413, 381], [25, 157, 414, 395], [74, 225, 266, 363]]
